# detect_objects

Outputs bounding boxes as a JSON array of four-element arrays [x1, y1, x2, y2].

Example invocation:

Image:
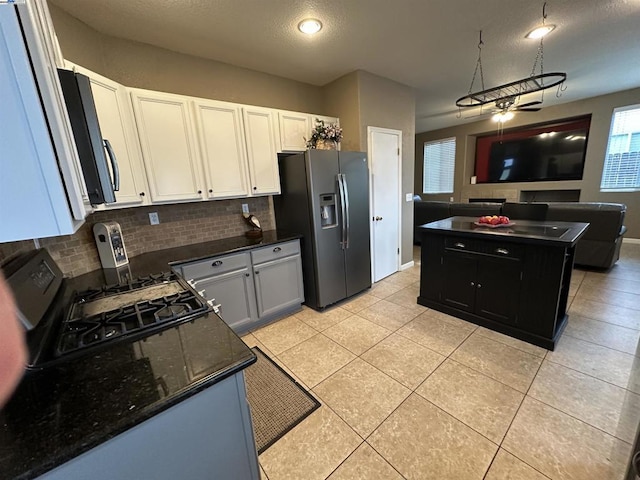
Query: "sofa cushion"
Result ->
[[546, 203, 626, 242], [449, 202, 502, 217]]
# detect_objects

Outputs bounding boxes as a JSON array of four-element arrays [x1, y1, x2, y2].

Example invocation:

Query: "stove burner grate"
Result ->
[[56, 283, 209, 357]]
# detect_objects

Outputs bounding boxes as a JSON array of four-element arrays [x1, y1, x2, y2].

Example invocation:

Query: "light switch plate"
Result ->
[[241, 203, 249, 214], [149, 212, 159, 225], [405, 193, 413, 202]]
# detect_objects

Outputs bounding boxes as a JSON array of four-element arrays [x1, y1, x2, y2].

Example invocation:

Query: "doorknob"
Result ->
[[375, 216, 383, 221]]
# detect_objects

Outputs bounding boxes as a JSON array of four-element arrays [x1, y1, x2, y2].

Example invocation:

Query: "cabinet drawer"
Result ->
[[179, 252, 250, 280], [251, 240, 300, 265], [444, 236, 523, 260]]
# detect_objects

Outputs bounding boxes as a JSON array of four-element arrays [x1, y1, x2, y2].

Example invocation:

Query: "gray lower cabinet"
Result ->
[[253, 250, 304, 319], [39, 373, 259, 480], [177, 240, 304, 333]]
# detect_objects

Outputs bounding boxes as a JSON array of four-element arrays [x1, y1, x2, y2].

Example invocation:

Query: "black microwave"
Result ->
[[57, 69, 119, 205]]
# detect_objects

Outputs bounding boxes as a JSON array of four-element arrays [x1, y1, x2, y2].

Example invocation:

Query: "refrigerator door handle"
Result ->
[[337, 174, 347, 249], [341, 174, 350, 248]]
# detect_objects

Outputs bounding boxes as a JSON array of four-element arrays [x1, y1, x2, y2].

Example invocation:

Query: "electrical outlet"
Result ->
[[241, 203, 249, 214], [149, 212, 160, 225]]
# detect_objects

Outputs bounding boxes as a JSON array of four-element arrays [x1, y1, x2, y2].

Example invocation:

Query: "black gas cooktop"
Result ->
[[3, 250, 211, 369]]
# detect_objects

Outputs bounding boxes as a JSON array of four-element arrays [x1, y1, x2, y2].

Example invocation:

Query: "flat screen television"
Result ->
[[475, 117, 591, 184]]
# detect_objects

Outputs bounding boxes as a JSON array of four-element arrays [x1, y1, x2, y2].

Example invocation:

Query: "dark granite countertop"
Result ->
[[0, 232, 301, 479], [419, 216, 589, 247]]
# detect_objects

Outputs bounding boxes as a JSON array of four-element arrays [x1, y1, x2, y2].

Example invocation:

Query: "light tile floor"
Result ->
[[243, 243, 640, 480]]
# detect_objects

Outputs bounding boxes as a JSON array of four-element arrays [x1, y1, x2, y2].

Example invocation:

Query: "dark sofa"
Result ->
[[414, 199, 627, 269]]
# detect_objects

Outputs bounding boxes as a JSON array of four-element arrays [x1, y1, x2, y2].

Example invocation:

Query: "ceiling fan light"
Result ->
[[492, 112, 514, 123], [526, 24, 556, 39], [298, 19, 322, 35]]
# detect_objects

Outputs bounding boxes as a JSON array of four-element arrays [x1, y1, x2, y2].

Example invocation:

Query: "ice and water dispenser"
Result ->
[[320, 194, 337, 228]]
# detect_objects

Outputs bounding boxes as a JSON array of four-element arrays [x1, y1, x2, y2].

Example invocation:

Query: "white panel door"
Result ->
[[72, 65, 149, 207], [368, 127, 401, 282], [278, 111, 310, 152], [242, 107, 280, 196], [192, 99, 250, 199], [130, 89, 204, 203]]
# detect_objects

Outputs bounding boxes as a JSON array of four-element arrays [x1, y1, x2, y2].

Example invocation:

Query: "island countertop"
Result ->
[[419, 216, 590, 247]]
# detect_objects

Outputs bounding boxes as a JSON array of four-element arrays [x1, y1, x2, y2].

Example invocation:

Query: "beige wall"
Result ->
[[415, 88, 640, 238], [50, 5, 324, 113], [357, 71, 416, 265], [322, 72, 361, 151]]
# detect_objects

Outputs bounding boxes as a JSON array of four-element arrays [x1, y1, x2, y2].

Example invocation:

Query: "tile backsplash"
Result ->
[[0, 198, 274, 278]]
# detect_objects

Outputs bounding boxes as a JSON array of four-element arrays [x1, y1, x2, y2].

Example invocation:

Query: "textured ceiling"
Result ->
[[50, 0, 640, 132]]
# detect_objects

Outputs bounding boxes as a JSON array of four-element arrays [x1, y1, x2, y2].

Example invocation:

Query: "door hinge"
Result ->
[[397, 248, 400, 254], [397, 148, 400, 156]]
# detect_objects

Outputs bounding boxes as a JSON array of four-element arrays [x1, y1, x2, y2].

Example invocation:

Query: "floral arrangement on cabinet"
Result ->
[[306, 118, 343, 150]]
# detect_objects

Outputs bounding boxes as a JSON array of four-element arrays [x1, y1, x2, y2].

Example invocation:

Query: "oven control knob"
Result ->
[[207, 299, 222, 314], [198, 289, 206, 297], [187, 279, 195, 287]]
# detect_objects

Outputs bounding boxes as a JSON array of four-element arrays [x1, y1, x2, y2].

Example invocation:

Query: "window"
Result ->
[[423, 137, 455, 194], [600, 105, 640, 191]]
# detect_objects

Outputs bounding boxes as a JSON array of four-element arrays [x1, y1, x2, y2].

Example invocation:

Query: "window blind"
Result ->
[[601, 105, 640, 191], [423, 137, 456, 194]]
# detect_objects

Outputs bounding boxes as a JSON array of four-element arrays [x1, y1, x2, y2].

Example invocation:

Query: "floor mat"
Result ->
[[244, 347, 321, 454]]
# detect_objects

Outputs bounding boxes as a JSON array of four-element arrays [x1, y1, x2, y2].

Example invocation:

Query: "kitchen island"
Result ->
[[417, 217, 589, 350], [0, 232, 303, 480]]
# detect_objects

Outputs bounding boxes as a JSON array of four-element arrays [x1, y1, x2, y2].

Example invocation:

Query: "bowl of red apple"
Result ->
[[474, 215, 514, 228]]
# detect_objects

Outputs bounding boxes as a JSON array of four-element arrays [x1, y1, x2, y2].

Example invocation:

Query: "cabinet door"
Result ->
[[242, 107, 280, 195], [253, 255, 304, 319], [441, 252, 477, 313], [475, 258, 522, 325], [192, 99, 250, 199], [194, 269, 257, 333], [277, 111, 310, 152], [72, 66, 149, 207], [0, 6, 89, 242], [130, 89, 204, 203]]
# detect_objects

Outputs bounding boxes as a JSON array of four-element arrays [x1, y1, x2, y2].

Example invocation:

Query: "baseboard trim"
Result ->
[[623, 237, 640, 245], [400, 261, 415, 271]]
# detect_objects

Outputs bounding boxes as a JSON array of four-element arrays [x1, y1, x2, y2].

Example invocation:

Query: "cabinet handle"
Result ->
[[255, 270, 260, 275], [212, 260, 223, 267], [208, 189, 213, 193], [198, 190, 202, 194], [273, 247, 282, 253], [245, 273, 250, 277], [454, 242, 465, 248], [253, 187, 257, 190], [139, 192, 145, 196], [496, 248, 509, 255], [470, 281, 475, 286], [477, 283, 482, 288]]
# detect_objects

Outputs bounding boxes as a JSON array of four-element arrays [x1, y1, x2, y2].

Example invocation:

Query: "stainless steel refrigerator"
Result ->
[[274, 150, 371, 310]]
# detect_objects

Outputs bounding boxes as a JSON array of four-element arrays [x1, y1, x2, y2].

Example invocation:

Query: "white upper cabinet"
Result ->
[[0, 3, 91, 242], [192, 99, 250, 199], [242, 107, 281, 196], [277, 111, 310, 152], [130, 89, 204, 203], [71, 65, 150, 208]]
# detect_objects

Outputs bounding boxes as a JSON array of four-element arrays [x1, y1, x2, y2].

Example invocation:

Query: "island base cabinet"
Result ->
[[39, 373, 259, 480], [419, 232, 574, 350]]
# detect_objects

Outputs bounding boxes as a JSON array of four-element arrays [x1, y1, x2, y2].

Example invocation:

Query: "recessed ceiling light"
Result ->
[[298, 19, 322, 35], [525, 24, 556, 39]]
